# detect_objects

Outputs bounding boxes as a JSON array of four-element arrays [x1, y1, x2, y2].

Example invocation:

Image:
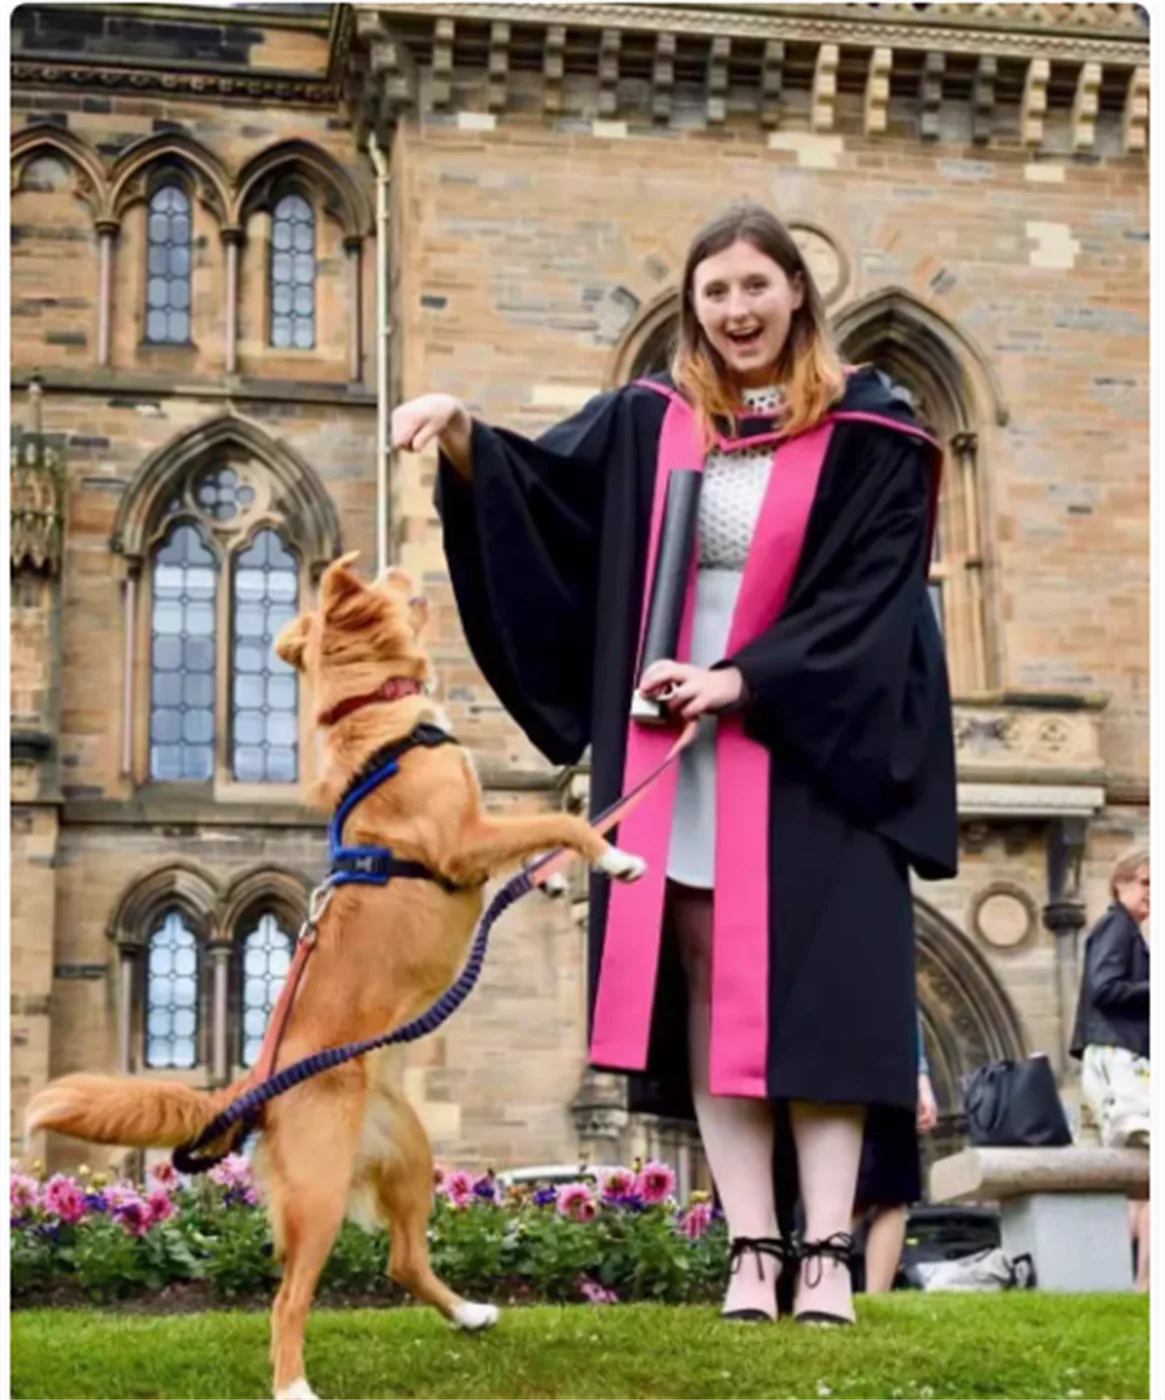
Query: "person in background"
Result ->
[[854, 1014, 938, 1292], [1070, 848, 1150, 1291]]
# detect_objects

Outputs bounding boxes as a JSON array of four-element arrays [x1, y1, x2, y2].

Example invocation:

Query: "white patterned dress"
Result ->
[[667, 385, 784, 888]]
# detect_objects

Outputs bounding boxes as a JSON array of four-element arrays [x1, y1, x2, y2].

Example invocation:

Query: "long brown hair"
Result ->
[[671, 200, 845, 447]]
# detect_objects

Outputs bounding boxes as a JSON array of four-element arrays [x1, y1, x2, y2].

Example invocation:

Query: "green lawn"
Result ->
[[10, 1295, 1148, 1399]]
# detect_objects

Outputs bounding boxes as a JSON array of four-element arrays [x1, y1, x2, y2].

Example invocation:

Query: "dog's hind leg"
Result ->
[[375, 1091, 499, 1330], [264, 1079, 364, 1400]]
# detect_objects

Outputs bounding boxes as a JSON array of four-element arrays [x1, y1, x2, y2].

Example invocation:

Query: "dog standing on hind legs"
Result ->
[[26, 553, 646, 1400]]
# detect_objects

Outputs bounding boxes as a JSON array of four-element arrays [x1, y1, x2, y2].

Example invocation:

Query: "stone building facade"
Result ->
[[11, 3, 1149, 1182]]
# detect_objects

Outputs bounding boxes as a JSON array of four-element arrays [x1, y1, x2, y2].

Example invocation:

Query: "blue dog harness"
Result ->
[[328, 722, 462, 893]]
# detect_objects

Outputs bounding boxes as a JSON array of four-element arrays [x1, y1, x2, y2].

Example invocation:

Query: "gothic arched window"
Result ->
[[269, 191, 316, 350], [144, 908, 200, 1069], [145, 462, 300, 786], [238, 911, 294, 1067], [145, 183, 193, 344]]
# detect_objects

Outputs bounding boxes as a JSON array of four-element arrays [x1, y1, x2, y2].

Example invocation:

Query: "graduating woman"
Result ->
[[394, 201, 957, 1325]]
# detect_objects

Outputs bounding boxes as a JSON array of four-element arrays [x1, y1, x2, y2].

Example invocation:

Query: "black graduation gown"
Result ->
[[436, 367, 957, 1125]]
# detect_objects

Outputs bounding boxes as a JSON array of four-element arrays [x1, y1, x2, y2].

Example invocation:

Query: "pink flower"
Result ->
[[41, 1174, 87, 1224], [209, 1153, 252, 1189], [148, 1160, 179, 1190], [600, 1168, 638, 1204], [682, 1201, 712, 1240], [11, 1174, 39, 1213], [580, 1277, 618, 1303], [556, 1182, 596, 1221], [103, 1181, 140, 1209], [115, 1198, 151, 1237], [635, 1160, 675, 1206], [443, 1170, 474, 1207], [146, 1188, 176, 1226]]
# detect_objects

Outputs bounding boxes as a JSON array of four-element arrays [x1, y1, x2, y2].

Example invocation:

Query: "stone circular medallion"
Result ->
[[789, 222, 848, 306], [971, 884, 1038, 951]]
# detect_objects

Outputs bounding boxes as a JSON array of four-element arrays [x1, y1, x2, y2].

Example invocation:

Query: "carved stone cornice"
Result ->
[[953, 692, 1107, 788], [348, 3, 1148, 154], [10, 61, 341, 107], [370, 3, 1149, 64]]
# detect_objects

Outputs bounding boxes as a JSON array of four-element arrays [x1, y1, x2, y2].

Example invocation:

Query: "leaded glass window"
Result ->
[[150, 523, 217, 781], [240, 912, 293, 1067], [270, 193, 316, 350], [232, 529, 299, 782], [145, 909, 200, 1069], [145, 185, 192, 344], [194, 465, 255, 523]]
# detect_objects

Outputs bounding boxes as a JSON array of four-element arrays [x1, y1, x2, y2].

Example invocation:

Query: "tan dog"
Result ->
[[27, 552, 645, 1400]]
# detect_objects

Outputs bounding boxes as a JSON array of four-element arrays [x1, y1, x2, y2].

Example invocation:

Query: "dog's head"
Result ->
[[274, 552, 432, 720]]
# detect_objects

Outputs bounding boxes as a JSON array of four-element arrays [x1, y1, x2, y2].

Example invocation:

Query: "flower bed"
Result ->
[[11, 1157, 730, 1309]]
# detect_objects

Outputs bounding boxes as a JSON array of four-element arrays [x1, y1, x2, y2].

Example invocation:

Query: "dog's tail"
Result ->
[[26, 1073, 247, 1150]]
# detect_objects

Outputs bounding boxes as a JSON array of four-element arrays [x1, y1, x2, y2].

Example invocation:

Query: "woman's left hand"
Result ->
[[638, 660, 743, 720]]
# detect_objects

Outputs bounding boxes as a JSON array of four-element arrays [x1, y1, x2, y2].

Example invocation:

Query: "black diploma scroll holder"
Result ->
[[631, 469, 703, 726]]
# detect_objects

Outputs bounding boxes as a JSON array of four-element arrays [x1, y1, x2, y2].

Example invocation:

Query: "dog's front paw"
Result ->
[[275, 1378, 320, 1400], [540, 872, 569, 899], [452, 1300, 500, 1331], [597, 845, 647, 882]]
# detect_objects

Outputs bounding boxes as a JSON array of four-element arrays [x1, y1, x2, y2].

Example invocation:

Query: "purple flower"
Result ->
[[115, 1198, 151, 1237], [10, 1174, 39, 1214], [41, 1174, 87, 1225], [556, 1182, 596, 1221], [579, 1277, 619, 1303], [599, 1168, 638, 1205], [83, 1192, 109, 1213], [472, 1173, 498, 1203], [635, 1161, 676, 1206], [532, 1187, 557, 1207], [681, 1201, 712, 1240], [209, 1153, 252, 1190]]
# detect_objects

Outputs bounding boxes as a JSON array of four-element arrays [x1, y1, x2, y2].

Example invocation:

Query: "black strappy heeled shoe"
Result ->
[[794, 1231, 856, 1327], [721, 1236, 794, 1323]]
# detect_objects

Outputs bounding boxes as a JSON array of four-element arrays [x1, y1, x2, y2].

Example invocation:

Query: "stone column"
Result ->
[[1043, 817, 1088, 1077], [221, 230, 242, 376], [95, 221, 118, 369], [345, 235, 363, 384], [117, 945, 138, 1075], [569, 1066, 629, 1168], [208, 940, 234, 1086]]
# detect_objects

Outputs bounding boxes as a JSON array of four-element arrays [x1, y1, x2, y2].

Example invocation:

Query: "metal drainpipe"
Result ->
[[368, 135, 392, 576]]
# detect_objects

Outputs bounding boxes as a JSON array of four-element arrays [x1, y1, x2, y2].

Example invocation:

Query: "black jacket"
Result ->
[[1070, 903, 1150, 1060]]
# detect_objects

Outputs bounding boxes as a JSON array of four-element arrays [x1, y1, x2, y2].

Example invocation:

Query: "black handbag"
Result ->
[[962, 1054, 1072, 1148]]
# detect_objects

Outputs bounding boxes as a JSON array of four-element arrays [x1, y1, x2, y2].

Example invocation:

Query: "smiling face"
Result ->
[[690, 238, 805, 389]]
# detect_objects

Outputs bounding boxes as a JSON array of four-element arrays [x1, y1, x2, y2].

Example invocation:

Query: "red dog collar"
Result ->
[[319, 676, 424, 725]]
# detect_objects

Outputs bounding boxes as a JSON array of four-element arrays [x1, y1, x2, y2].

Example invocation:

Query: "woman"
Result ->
[[394, 201, 957, 1324], [854, 1017, 939, 1294], [1070, 849, 1150, 1290]]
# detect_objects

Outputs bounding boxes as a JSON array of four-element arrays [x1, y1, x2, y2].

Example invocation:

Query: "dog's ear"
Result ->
[[319, 551, 368, 617], [274, 612, 311, 671]]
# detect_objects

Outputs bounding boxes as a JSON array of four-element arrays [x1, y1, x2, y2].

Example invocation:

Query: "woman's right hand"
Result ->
[[392, 393, 473, 474]]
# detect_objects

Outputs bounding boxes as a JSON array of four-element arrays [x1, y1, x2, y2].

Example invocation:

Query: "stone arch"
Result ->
[[832, 285, 1008, 430], [107, 860, 221, 949], [217, 865, 311, 945], [605, 287, 680, 388], [10, 124, 111, 222], [110, 413, 342, 580], [915, 896, 1027, 1149], [235, 140, 372, 240], [109, 132, 232, 229]]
